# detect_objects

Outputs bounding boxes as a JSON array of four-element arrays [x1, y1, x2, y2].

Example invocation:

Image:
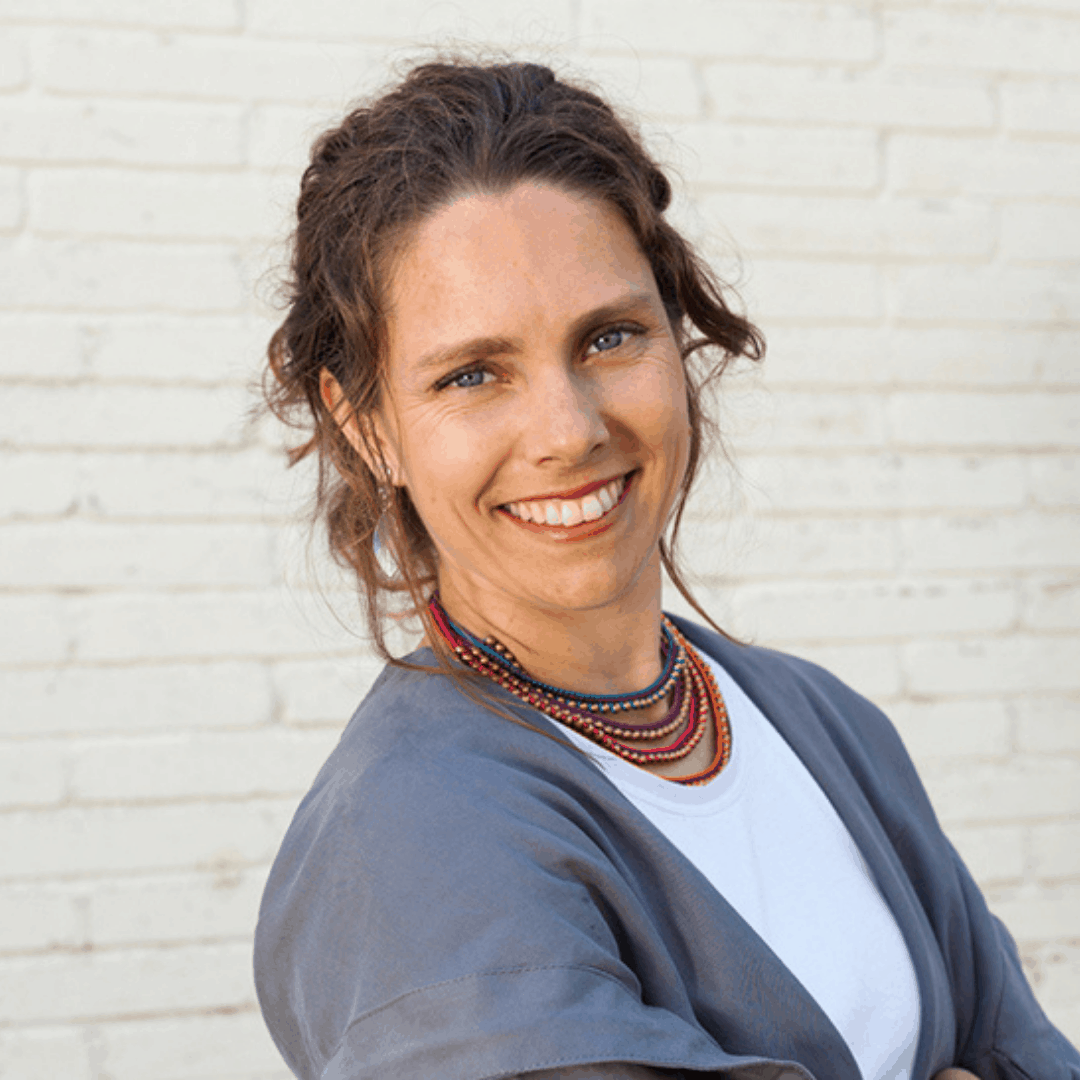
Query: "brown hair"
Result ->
[[264, 56, 764, 676]]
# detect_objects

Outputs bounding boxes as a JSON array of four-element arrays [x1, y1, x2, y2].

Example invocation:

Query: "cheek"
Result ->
[[397, 408, 503, 507], [615, 358, 690, 451]]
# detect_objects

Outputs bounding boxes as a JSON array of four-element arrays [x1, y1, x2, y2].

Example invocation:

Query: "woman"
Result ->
[[254, 59, 1079, 1080]]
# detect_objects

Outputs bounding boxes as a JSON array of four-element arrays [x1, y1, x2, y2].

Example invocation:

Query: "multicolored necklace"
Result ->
[[428, 594, 732, 786]]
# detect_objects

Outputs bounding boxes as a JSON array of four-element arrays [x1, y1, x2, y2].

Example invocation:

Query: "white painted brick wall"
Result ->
[[1, 2, 1078, 1076]]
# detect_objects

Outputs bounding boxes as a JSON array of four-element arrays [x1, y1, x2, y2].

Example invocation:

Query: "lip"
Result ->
[[497, 471, 635, 541], [506, 471, 628, 505]]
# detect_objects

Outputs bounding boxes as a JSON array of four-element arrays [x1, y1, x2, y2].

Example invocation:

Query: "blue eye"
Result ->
[[590, 328, 629, 353], [441, 367, 492, 390]]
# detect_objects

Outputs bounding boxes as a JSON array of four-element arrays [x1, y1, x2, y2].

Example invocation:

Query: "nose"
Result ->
[[520, 363, 610, 465]]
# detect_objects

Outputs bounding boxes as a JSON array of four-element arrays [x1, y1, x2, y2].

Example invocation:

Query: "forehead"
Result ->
[[383, 183, 657, 366]]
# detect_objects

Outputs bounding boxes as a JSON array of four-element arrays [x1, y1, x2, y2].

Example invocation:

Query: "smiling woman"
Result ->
[[255, 59, 1079, 1080]]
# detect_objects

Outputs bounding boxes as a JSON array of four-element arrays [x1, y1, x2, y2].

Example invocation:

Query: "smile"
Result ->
[[500, 473, 631, 529]]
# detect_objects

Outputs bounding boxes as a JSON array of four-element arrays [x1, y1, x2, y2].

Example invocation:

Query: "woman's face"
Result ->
[[372, 182, 690, 626]]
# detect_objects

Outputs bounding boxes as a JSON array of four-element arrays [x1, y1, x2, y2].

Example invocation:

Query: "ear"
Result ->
[[319, 369, 404, 486]]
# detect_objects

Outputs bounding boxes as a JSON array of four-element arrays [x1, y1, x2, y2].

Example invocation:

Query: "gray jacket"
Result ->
[[254, 617, 1080, 1080]]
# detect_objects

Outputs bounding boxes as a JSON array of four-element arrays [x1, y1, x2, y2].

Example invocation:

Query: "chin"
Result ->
[[520, 555, 653, 614]]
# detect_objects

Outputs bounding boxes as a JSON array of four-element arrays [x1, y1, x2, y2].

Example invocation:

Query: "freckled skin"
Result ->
[[366, 183, 692, 705]]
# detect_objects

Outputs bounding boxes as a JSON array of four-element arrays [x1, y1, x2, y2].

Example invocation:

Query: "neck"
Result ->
[[432, 567, 666, 702]]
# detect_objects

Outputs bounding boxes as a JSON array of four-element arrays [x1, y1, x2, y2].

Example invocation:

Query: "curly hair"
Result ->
[[264, 56, 764, 669]]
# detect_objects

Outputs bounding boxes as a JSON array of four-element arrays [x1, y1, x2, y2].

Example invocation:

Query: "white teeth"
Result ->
[[582, 496, 603, 521], [505, 473, 629, 526], [561, 501, 583, 526]]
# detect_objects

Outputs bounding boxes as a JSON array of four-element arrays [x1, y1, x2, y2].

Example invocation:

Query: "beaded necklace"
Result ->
[[428, 594, 732, 786]]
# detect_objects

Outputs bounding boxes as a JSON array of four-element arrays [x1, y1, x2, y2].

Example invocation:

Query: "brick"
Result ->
[[946, 824, 1025, 885], [764, 326, 1073, 389], [703, 192, 993, 260], [0, 385, 251, 449], [889, 698, 1011, 762], [1003, 0, 1080, 11], [0, 449, 284, 520], [0, 240, 244, 313], [682, 514, 898, 578], [731, 577, 1017, 644], [905, 636, 1080, 695], [0, 0, 238, 29], [0, 522, 278, 588], [742, 452, 1026, 512], [0, 662, 272, 737], [918, 757, 1080, 825], [1023, 577, 1080, 631], [246, 0, 575, 40], [0, 166, 22, 231], [882, 328, 1063, 388], [37, 31, 377, 104], [0, 315, 86, 378], [87, 315, 270, 383], [0, 32, 28, 90], [892, 264, 1080, 325], [99, 1011, 285, 1080], [0, 99, 243, 167], [900, 513, 1080, 572], [1032, 823, 1080, 881], [785, 642, 902, 699], [0, 743, 65, 809], [885, 9, 1080, 75], [704, 63, 994, 130], [8, 518, 276, 587], [989, 881, 1080, 940], [749, 259, 883, 322], [1003, 79, 1080, 135], [30, 170, 284, 242], [273, 656, 383, 724], [0, 885, 83, 952], [723, 389, 888, 453], [0, 1027, 91, 1080], [887, 392, 1080, 450], [578, 55, 701, 120], [685, 123, 878, 192], [0, 452, 80, 517], [1016, 697, 1080, 754], [248, 104, 324, 172], [0, 942, 254, 1023], [889, 134, 1080, 200], [581, 1, 875, 62], [21, 589, 360, 664], [1030, 457, 1080, 508], [1001, 203, 1080, 264], [0, 799, 294, 879], [87, 870, 266, 947], [69, 728, 337, 802], [0, 595, 73, 666], [1042, 347, 1080, 388], [77, 448, 292, 518]]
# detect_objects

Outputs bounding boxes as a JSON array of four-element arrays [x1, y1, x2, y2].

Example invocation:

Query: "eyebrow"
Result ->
[[410, 291, 662, 376]]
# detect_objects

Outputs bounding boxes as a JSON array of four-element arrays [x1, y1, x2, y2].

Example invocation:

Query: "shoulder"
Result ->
[[254, 656, 673, 1080]]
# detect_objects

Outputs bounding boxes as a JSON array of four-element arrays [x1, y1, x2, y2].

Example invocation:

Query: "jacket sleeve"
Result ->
[[798, 654, 1080, 1079], [943, 836, 1080, 1080]]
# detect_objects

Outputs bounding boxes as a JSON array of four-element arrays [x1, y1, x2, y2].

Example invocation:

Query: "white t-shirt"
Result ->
[[560, 653, 921, 1080]]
